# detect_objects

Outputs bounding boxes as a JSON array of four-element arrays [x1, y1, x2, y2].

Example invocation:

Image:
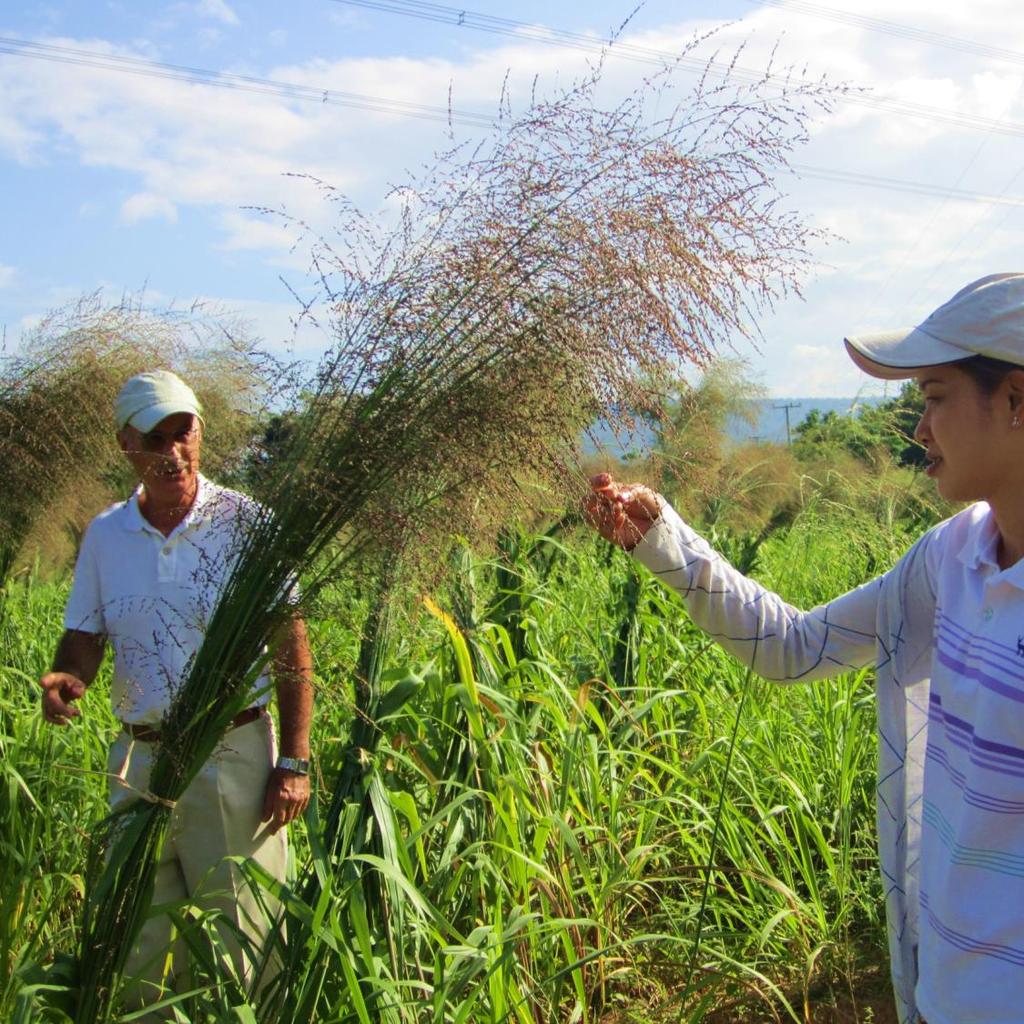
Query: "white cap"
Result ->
[[844, 273, 1024, 379], [114, 370, 203, 432]]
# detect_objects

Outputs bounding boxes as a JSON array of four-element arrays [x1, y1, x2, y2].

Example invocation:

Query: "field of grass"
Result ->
[[0, 496, 926, 1023]]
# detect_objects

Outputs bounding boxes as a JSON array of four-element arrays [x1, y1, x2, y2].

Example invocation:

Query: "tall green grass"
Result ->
[[0, 576, 116, 1022], [1, 493, 918, 1022]]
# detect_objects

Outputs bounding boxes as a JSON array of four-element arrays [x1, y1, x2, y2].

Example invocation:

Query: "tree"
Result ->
[[792, 383, 925, 467], [650, 361, 762, 500]]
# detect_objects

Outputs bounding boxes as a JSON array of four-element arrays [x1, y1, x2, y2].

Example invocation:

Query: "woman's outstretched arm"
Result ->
[[587, 473, 880, 683]]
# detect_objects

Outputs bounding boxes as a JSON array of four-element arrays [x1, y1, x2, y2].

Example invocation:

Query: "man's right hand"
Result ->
[[40, 673, 87, 725]]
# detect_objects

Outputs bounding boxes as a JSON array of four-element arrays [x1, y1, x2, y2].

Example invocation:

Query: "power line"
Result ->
[[0, 35, 497, 129], [743, 0, 1024, 68], [331, 0, 700, 63], [737, 3, 1024, 308], [909, 164, 1024, 303], [773, 400, 801, 445], [3, 36, 1024, 210], [328, 0, 1024, 138], [790, 164, 1024, 208], [899, 91, 1023, 310]]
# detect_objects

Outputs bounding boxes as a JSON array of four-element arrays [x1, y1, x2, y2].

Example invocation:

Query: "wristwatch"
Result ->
[[275, 756, 310, 775]]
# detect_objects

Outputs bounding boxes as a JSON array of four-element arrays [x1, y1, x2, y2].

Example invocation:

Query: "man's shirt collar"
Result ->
[[122, 473, 215, 535]]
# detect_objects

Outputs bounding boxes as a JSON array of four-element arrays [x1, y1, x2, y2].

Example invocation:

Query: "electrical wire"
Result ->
[[328, 0, 1024, 138], [2, 36, 1023, 208], [789, 163, 1024, 207], [0, 35, 497, 129]]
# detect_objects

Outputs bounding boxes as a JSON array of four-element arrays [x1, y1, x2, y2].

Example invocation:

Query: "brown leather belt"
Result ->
[[121, 706, 263, 743]]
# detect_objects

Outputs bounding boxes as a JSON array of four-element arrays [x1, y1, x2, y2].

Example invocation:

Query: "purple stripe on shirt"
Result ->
[[936, 616, 1024, 690], [936, 616, 1024, 671], [938, 610, 1024, 674], [926, 746, 1024, 813], [921, 891, 1024, 966], [928, 699, 1024, 767], [931, 723, 1024, 779], [935, 645, 1024, 706]]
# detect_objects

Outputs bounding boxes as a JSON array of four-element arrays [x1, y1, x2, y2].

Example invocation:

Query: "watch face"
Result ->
[[276, 756, 309, 773]]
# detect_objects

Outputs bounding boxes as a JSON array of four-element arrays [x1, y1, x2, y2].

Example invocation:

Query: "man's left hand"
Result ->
[[261, 769, 311, 834]]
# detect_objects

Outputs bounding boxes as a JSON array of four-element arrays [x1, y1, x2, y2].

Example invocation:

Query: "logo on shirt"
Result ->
[[1018, 635, 1024, 658]]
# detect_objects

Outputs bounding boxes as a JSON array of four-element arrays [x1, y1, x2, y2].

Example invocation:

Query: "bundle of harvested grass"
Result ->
[[55, 43, 838, 1022]]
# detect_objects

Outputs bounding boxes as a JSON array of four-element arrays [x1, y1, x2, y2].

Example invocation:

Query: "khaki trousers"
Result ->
[[107, 710, 287, 1018]]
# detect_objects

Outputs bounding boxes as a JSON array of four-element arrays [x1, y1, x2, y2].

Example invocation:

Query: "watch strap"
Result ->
[[275, 755, 310, 775]]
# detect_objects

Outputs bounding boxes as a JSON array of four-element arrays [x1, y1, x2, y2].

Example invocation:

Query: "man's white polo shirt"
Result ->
[[64, 474, 272, 725]]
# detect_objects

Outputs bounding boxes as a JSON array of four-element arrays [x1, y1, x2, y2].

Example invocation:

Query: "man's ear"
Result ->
[[116, 428, 133, 454]]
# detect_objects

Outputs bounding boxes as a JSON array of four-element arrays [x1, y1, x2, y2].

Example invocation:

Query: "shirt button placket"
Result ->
[[158, 537, 177, 583]]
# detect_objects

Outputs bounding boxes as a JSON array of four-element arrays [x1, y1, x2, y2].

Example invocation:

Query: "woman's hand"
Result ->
[[584, 472, 662, 550]]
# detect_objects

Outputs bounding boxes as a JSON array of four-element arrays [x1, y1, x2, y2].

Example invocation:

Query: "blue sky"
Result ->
[[2, 0, 1022, 395]]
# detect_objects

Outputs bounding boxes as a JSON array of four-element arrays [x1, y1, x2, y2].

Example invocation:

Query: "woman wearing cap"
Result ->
[[587, 273, 1024, 1024]]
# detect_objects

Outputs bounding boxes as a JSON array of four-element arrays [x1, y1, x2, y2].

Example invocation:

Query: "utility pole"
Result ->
[[773, 401, 801, 446]]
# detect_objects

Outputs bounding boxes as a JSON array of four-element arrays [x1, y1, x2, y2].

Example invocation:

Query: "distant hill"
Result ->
[[729, 396, 884, 445], [585, 397, 884, 456]]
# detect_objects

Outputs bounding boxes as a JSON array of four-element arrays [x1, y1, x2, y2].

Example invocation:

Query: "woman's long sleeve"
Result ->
[[631, 502, 881, 682]]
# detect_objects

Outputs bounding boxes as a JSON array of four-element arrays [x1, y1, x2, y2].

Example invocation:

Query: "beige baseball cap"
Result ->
[[114, 370, 203, 432], [844, 273, 1024, 379]]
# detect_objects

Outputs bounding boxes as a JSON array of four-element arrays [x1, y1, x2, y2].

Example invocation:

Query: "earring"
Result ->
[[1013, 415, 1022, 428]]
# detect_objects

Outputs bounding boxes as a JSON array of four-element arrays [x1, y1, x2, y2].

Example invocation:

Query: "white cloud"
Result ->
[[17, 312, 43, 335], [194, 0, 239, 26], [0, 83, 45, 163], [775, 343, 871, 398], [972, 71, 1024, 120], [215, 209, 302, 253], [5, 2, 1024, 394], [192, 296, 332, 355], [120, 192, 179, 225]]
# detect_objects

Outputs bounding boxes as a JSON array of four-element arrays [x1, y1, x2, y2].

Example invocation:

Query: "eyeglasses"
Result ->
[[129, 425, 200, 453]]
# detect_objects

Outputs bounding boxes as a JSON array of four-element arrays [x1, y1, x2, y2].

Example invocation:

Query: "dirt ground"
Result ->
[[700, 989, 899, 1024], [602, 967, 899, 1024]]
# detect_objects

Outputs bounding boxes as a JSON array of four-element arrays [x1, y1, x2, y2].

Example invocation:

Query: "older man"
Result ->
[[39, 369, 313, 1011]]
